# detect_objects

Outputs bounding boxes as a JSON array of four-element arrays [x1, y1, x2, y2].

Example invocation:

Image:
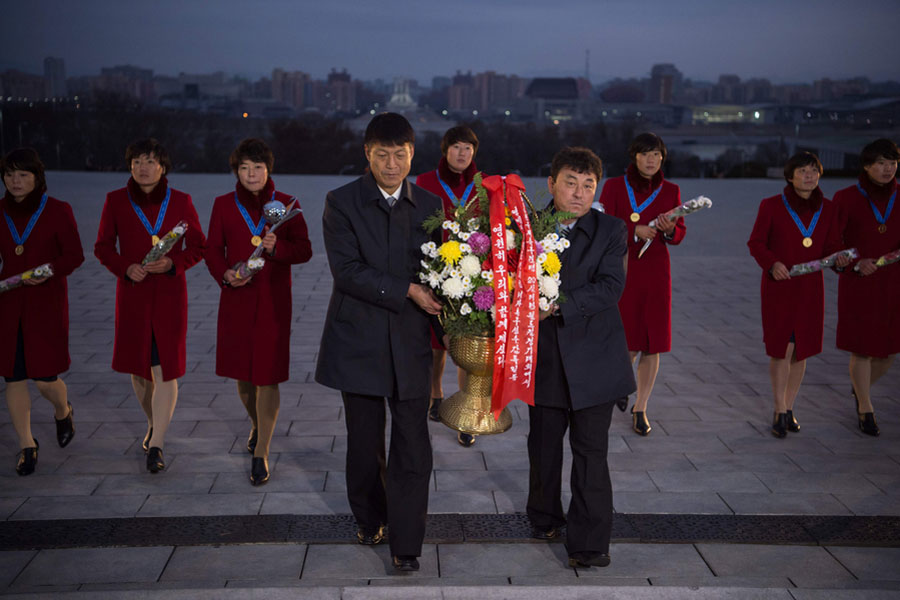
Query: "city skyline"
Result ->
[[3, 0, 899, 85]]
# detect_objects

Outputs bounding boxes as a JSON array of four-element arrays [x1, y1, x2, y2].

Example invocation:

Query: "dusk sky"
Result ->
[[4, 0, 899, 84]]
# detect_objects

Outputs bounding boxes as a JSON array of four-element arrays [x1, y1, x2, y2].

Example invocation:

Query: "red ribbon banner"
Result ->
[[482, 174, 539, 418]]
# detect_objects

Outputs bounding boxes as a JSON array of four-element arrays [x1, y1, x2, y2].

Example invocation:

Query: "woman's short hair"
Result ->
[[125, 138, 172, 174], [628, 132, 667, 163], [440, 126, 479, 156], [229, 138, 275, 174], [783, 151, 823, 182], [860, 138, 900, 168], [1, 147, 47, 193]]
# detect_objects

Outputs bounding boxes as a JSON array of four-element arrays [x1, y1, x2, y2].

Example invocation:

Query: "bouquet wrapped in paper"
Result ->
[[232, 256, 266, 280], [0, 263, 54, 294], [874, 248, 900, 268], [789, 248, 858, 277], [637, 196, 712, 257], [142, 220, 188, 265]]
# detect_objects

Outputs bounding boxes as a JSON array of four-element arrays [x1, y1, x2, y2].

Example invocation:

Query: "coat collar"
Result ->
[[546, 198, 597, 241], [362, 172, 416, 212]]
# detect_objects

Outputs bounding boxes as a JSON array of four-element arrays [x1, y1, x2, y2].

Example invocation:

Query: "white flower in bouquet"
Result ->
[[539, 297, 551, 312], [420, 241, 438, 258], [420, 259, 430, 270], [449, 268, 461, 279], [547, 233, 559, 242], [459, 243, 471, 254], [467, 218, 480, 231], [442, 220, 453, 230], [442, 276, 467, 299], [460, 302, 472, 316], [536, 253, 547, 265], [561, 238, 571, 249], [426, 272, 443, 289], [440, 265, 452, 278], [490, 305, 496, 321], [540, 275, 559, 300], [481, 270, 493, 281], [460, 255, 481, 277], [506, 229, 517, 249], [449, 222, 461, 234], [459, 232, 471, 241]]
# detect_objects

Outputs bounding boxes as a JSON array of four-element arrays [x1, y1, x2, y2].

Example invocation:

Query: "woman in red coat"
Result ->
[[834, 138, 900, 436], [1, 148, 83, 475], [414, 125, 479, 447], [599, 133, 685, 436], [94, 139, 206, 473], [748, 152, 848, 438], [205, 138, 312, 485]]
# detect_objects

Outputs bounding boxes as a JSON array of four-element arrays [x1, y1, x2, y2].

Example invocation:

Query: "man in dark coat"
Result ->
[[315, 113, 442, 572], [527, 147, 636, 568]]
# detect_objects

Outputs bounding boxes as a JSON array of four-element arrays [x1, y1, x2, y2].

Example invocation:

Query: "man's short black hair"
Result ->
[[1, 147, 47, 194], [783, 151, 823, 183], [440, 125, 479, 156], [860, 138, 900, 167], [230, 138, 275, 175], [364, 112, 415, 147], [125, 138, 172, 174], [550, 147, 603, 182], [628, 132, 667, 163]]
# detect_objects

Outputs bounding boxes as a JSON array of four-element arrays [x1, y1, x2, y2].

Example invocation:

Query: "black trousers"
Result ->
[[342, 391, 432, 557], [527, 401, 615, 554]]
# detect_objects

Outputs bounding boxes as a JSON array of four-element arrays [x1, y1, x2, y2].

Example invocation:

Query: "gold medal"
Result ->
[[630, 212, 640, 223], [15, 244, 24, 256], [251, 235, 262, 247], [151, 235, 160, 245], [878, 224, 887, 234], [802, 237, 813, 248]]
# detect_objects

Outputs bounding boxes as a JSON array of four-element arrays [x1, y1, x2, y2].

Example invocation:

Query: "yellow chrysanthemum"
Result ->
[[542, 252, 561, 275], [438, 240, 463, 265], [504, 217, 512, 226], [507, 274, 515, 292]]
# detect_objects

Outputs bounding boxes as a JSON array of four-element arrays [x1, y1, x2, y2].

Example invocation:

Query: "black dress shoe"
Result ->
[[859, 412, 880, 437], [392, 555, 420, 571], [146, 446, 165, 473], [632, 409, 651, 436], [568, 552, 611, 568], [615, 396, 628, 412], [250, 456, 269, 486], [142, 426, 153, 453], [15, 439, 39, 476], [457, 432, 475, 447], [531, 526, 562, 540], [55, 402, 75, 448], [247, 428, 258, 454], [356, 526, 385, 545], [771, 412, 788, 438], [852, 388, 880, 436], [428, 397, 442, 422], [785, 410, 800, 433]]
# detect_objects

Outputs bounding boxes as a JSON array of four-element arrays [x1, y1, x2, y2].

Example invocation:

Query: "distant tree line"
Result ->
[[1, 93, 789, 178]]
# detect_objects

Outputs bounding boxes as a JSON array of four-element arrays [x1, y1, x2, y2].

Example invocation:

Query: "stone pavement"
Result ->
[[0, 174, 899, 597]]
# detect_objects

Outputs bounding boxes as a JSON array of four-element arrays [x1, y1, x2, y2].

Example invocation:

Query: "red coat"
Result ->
[[94, 180, 206, 380], [205, 181, 312, 385], [414, 157, 479, 221], [0, 192, 84, 378], [599, 167, 685, 354], [834, 177, 900, 357], [747, 187, 843, 360]]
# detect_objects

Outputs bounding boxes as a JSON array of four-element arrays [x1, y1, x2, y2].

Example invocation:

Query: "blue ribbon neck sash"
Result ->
[[4, 193, 48, 246], [436, 170, 475, 208], [128, 188, 171, 238]]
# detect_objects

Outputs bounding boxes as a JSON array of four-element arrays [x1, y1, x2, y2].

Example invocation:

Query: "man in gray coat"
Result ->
[[315, 113, 443, 572], [528, 147, 636, 568]]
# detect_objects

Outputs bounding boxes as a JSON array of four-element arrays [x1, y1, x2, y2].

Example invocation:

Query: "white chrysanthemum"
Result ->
[[449, 222, 461, 233], [553, 272, 561, 283], [420, 242, 431, 255], [539, 297, 551, 312], [459, 255, 481, 277], [561, 238, 571, 249], [481, 270, 493, 281], [548, 233, 559, 242], [419, 272, 428, 283], [449, 268, 461, 279], [440, 265, 452, 278], [458, 231, 471, 241], [536, 253, 547, 265], [420, 259, 430, 270], [427, 272, 442, 288], [540, 276, 559, 299], [442, 220, 453, 230], [460, 302, 472, 316], [442, 277, 466, 299], [506, 229, 516, 249], [459, 243, 471, 254], [468, 218, 480, 232], [490, 305, 496, 321]]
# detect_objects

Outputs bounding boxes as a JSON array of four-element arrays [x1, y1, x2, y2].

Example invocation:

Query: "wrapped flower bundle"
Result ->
[[142, 220, 188, 265], [233, 256, 266, 280], [638, 195, 713, 257], [0, 263, 54, 294], [789, 248, 859, 277], [874, 248, 900, 268]]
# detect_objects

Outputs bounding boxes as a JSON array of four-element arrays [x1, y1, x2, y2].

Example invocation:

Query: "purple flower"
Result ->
[[535, 241, 544, 255], [468, 231, 490, 255], [473, 286, 495, 311]]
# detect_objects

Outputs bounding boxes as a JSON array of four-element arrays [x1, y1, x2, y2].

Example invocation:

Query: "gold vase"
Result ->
[[439, 335, 513, 435]]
